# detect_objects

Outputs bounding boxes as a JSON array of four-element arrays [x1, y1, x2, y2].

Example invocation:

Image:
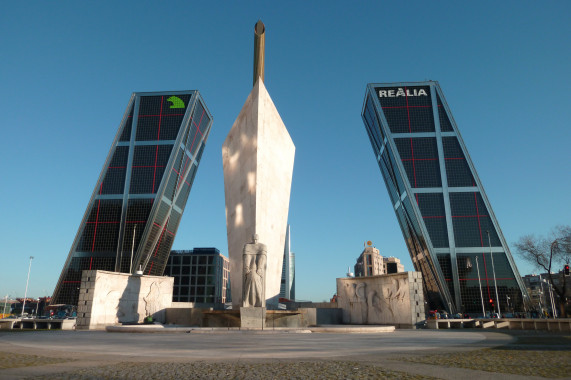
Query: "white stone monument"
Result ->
[[222, 21, 295, 308], [336, 272, 425, 328], [76, 270, 173, 330]]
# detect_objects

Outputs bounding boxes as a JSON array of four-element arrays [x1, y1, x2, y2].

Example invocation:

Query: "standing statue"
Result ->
[[242, 234, 267, 307]]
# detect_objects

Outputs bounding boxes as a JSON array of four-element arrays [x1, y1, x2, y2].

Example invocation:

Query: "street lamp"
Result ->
[[487, 231, 501, 318], [130, 224, 137, 273], [466, 256, 486, 317], [3, 295, 9, 315], [21, 256, 34, 318]]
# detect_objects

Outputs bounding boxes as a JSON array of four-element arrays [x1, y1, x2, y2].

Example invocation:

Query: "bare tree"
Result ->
[[514, 225, 571, 317]]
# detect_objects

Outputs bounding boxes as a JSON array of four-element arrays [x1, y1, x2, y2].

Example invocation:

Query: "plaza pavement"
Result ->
[[0, 329, 569, 379]]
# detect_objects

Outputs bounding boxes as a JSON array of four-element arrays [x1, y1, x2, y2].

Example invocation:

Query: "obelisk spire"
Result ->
[[253, 20, 265, 86]]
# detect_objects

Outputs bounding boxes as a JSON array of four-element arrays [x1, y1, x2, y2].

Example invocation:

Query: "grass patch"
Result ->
[[30, 361, 439, 379], [398, 348, 571, 378], [0, 351, 75, 369]]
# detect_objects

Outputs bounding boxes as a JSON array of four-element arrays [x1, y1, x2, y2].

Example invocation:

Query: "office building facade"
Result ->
[[279, 225, 295, 300], [383, 256, 404, 274], [52, 91, 212, 306], [164, 248, 230, 304], [361, 81, 527, 314]]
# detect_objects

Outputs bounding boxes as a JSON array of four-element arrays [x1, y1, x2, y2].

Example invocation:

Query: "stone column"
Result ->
[[222, 79, 295, 308]]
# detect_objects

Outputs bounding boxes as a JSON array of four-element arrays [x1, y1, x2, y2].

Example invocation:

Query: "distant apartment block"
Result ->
[[354, 241, 404, 277]]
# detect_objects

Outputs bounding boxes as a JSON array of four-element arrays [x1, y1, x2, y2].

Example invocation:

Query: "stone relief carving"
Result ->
[[242, 234, 267, 307], [144, 282, 161, 317], [339, 275, 411, 325]]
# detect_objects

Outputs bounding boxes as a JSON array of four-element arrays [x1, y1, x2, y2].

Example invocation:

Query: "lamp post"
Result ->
[[130, 225, 137, 273], [466, 256, 486, 317], [475, 257, 486, 317], [539, 274, 546, 316], [21, 256, 34, 318], [540, 275, 557, 318], [3, 295, 9, 315], [487, 231, 501, 318]]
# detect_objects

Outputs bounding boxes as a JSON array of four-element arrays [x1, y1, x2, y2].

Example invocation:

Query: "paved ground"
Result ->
[[0, 329, 569, 379]]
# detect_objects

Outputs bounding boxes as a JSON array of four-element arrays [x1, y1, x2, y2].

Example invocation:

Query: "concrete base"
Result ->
[[0, 318, 76, 330], [163, 307, 340, 329], [166, 307, 209, 327], [240, 307, 266, 329], [105, 324, 395, 334]]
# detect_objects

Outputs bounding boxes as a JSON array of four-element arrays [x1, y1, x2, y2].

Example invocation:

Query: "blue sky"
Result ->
[[1, 1, 569, 302]]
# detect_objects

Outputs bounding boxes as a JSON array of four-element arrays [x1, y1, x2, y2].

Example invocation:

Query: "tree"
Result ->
[[514, 225, 571, 317]]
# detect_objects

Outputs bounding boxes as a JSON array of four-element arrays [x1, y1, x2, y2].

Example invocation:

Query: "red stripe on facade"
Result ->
[[152, 97, 164, 193], [172, 168, 191, 187], [474, 192, 492, 300], [192, 109, 206, 137], [474, 193, 484, 247], [189, 110, 206, 153], [136, 113, 184, 118], [175, 157, 191, 191], [91, 199, 101, 252], [402, 157, 466, 161], [381, 105, 439, 109], [459, 278, 513, 281], [133, 165, 165, 168], [153, 229, 165, 257]]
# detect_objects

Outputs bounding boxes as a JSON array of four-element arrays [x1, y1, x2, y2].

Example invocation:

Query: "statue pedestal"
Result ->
[[240, 307, 266, 329]]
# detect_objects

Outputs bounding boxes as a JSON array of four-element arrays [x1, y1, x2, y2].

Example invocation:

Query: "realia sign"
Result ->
[[378, 88, 428, 98]]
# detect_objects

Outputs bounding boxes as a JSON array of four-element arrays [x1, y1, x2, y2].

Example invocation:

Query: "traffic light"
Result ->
[[565, 265, 570, 276]]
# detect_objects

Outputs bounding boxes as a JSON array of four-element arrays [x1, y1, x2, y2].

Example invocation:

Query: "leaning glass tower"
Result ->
[[52, 91, 212, 306], [361, 81, 528, 314]]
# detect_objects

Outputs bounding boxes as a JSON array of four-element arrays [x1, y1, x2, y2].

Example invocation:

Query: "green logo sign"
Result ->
[[167, 96, 185, 109]]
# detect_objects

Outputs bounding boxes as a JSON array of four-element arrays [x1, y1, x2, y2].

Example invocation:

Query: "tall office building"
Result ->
[[279, 225, 295, 300], [52, 91, 212, 306], [164, 248, 230, 304], [361, 81, 528, 314]]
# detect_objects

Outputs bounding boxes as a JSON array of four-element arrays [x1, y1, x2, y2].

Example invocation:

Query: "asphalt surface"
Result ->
[[0, 329, 501, 360], [0, 329, 568, 379]]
